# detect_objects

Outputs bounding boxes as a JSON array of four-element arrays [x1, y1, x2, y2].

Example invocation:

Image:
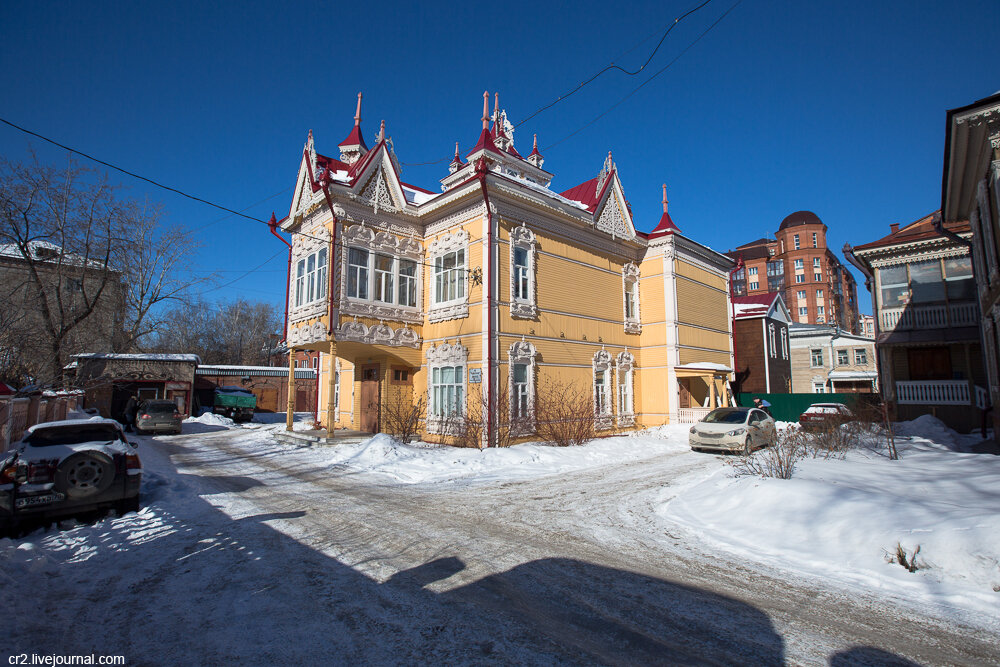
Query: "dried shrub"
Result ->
[[380, 386, 425, 444], [892, 543, 922, 572], [731, 428, 802, 479], [534, 378, 596, 447], [437, 377, 534, 448]]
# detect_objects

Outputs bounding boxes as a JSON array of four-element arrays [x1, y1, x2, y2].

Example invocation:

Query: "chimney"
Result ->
[[890, 223, 900, 234]]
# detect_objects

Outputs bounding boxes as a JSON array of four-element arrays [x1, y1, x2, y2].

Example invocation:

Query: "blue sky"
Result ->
[[2, 0, 998, 316]]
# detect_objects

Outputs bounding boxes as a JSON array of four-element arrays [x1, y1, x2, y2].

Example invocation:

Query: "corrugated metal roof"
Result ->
[[196, 365, 316, 379]]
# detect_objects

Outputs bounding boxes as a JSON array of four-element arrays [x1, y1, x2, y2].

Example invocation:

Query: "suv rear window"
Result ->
[[25, 425, 123, 446], [143, 402, 177, 414]]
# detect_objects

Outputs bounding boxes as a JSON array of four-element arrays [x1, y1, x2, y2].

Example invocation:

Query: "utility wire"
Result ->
[[400, 0, 715, 167], [543, 0, 743, 152]]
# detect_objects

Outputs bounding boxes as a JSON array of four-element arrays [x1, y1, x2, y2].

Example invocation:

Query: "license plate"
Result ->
[[15, 492, 64, 508]]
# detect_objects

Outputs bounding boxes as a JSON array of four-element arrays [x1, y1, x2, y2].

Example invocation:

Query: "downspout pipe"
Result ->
[[475, 157, 494, 449], [268, 213, 292, 342], [843, 242, 883, 396], [729, 256, 744, 399]]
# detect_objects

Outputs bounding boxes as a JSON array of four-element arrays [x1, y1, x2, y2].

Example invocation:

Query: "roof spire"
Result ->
[[454, 142, 460, 160], [493, 92, 500, 132], [379, 119, 385, 141], [354, 92, 362, 127], [533, 134, 538, 152], [482, 91, 490, 130], [662, 183, 668, 213], [526, 133, 544, 168]]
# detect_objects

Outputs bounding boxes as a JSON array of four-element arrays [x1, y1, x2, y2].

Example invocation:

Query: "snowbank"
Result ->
[[662, 417, 1000, 622]]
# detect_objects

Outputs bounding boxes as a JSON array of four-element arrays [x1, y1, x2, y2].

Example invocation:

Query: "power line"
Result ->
[[400, 0, 716, 167], [542, 0, 743, 152], [200, 251, 285, 295]]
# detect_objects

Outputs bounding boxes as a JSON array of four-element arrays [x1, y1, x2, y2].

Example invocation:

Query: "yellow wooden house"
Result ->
[[278, 92, 734, 444]]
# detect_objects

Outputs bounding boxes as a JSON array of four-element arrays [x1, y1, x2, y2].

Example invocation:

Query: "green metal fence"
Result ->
[[735, 392, 871, 423]]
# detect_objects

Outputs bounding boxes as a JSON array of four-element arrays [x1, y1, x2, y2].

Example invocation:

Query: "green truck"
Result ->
[[213, 386, 257, 422]]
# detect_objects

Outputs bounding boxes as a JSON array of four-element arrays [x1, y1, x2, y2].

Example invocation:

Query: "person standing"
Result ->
[[123, 394, 138, 432]]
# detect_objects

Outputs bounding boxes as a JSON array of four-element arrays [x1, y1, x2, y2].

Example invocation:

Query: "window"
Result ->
[[295, 247, 328, 308], [373, 253, 394, 303], [813, 382, 826, 394], [944, 256, 975, 301], [910, 260, 945, 303], [623, 264, 640, 333], [837, 349, 849, 366], [766, 261, 783, 276], [814, 272, 823, 282], [879, 265, 908, 307], [593, 350, 613, 429], [426, 341, 469, 433], [813, 257, 821, 268], [347, 248, 370, 300], [435, 249, 466, 303], [513, 247, 529, 301], [749, 281, 759, 290], [811, 349, 823, 367], [812, 232, 818, 248], [430, 366, 464, 417], [616, 350, 635, 427], [817, 305, 825, 315], [797, 290, 806, 300], [768, 323, 776, 358], [313, 356, 319, 369], [855, 348, 867, 365], [780, 328, 788, 359], [796, 274, 805, 283], [794, 234, 800, 249], [816, 289, 823, 299], [398, 260, 417, 307], [508, 340, 538, 432], [392, 368, 409, 383], [799, 306, 808, 316], [748, 266, 758, 277], [509, 225, 538, 318], [794, 259, 804, 269]]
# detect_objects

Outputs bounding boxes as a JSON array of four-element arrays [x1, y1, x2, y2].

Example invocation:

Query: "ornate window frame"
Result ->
[[339, 224, 423, 324], [768, 323, 777, 358], [426, 342, 469, 434], [593, 349, 613, 430], [622, 263, 641, 334], [508, 339, 537, 434], [428, 229, 470, 323], [509, 224, 537, 319], [615, 350, 635, 428], [289, 227, 331, 325]]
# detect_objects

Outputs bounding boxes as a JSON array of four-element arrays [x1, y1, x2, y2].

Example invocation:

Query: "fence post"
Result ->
[[0, 400, 10, 451]]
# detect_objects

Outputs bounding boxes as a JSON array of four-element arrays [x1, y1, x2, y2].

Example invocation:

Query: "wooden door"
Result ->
[[259, 389, 278, 412], [360, 365, 380, 433], [678, 379, 692, 409], [907, 347, 952, 380]]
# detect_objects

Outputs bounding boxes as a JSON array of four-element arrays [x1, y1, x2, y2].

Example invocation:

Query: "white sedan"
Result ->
[[689, 407, 776, 454]]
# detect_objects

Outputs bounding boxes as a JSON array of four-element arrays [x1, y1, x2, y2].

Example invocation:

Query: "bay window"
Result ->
[[347, 248, 370, 300], [435, 249, 466, 303], [295, 247, 329, 307], [373, 253, 394, 303]]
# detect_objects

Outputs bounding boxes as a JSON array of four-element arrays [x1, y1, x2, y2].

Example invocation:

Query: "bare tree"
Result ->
[[534, 378, 596, 447], [149, 297, 281, 365], [0, 154, 123, 385]]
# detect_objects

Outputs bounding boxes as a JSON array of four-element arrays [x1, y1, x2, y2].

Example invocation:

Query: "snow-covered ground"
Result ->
[[2, 413, 998, 663]]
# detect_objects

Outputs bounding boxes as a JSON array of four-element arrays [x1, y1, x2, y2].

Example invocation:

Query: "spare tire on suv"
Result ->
[[55, 451, 115, 498]]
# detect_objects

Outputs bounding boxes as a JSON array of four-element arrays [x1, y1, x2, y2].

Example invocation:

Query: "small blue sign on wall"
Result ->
[[469, 368, 482, 384]]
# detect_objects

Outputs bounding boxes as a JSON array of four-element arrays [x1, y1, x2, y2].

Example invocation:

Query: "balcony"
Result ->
[[880, 302, 978, 331], [896, 380, 988, 409], [677, 407, 713, 423]]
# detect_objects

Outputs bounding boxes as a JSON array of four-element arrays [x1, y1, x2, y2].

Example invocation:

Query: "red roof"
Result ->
[[0, 381, 14, 396], [466, 127, 504, 159], [507, 144, 523, 159], [733, 292, 780, 307], [853, 211, 970, 251], [648, 210, 680, 238], [733, 292, 781, 320], [559, 176, 602, 212], [338, 124, 368, 150]]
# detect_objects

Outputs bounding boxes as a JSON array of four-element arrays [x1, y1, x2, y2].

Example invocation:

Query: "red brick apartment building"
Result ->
[[727, 211, 860, 333]]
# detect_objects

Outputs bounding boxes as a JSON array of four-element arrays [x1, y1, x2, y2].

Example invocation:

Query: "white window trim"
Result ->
[[593, 349, 613, 430], [509, 224, 538, 319], [508, 339, 537, 434], [837, 349, 850, 366], [768, 323, 776, 358], [622, 263, 641, 334], [426, 342, 469, 434], [339, 224, 423, 324], [428, 229, 470, 323], [810, 348, 823, 367], [780, 328, 788, 360], [615, 350, 635, 428], [289, 228, 331, 324], [854, 348, 867, 365]]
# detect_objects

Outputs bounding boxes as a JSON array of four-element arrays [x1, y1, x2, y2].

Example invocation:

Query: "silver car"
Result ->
[[689, 407, 776, 454], [135, 400, 183, 435]]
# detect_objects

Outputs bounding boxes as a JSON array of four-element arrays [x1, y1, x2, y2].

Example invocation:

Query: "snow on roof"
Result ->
[[401, 184, 436, 205], [0, 240, 110, 270], [73, 353, 202, 364], [827, 370, 878, 380], [675, 362, 733, 373], [503, 173, 589, 211], [196, 365, 316, 378]]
